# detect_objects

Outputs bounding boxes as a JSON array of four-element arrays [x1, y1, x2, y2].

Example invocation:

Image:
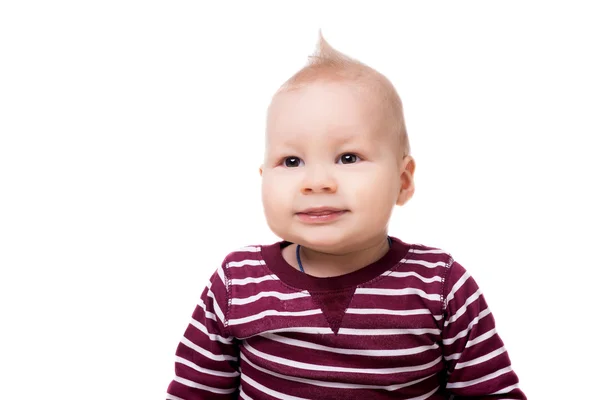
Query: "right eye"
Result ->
[[283, 157, 304, 168]]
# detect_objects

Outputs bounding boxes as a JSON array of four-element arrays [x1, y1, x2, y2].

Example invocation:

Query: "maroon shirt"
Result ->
[[166, 237, 526, 399]]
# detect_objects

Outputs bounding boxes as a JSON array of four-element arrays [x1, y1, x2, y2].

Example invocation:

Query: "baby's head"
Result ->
[[260, 33, 415, 253]]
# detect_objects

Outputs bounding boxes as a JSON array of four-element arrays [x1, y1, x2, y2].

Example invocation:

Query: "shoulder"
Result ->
[[397, 240, 470, 298], [221, 244, 265, 265], [403, 243, 480, 314], [399, 240, 456, 273], [207, 243, 278, 309], [217, 242, 277, 282]]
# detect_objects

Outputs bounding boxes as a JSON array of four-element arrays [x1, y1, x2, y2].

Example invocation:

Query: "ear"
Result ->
[[259, 165, 264, 177], [396, 156, 415, 206]]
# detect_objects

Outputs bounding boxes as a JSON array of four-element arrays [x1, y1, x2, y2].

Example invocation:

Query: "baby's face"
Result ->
[[261, 81, 409, 252]]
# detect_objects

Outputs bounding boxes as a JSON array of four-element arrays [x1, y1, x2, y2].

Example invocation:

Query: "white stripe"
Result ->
[[174, 356, 240, 378], [255, 326, 339, 336], [455, 347, 506, 369], [173, 376, 237, 394], [492, 383, 520, 395], [237, 246, 261, 252], [445, 271, 470, 304], [444, 353, 461, 361], [444, 289, 482, 326], [232, 291, 310, 306], [228, 308, 321, 326], [389, 271, 443, 283], [409, 248, 447, 254], [206, 290, 226, 323], [242, 372, 310, 400], [262, 333, 440, 356], [166, 394, 185, 400], [216, 265, 226, 286], [197, 299, 217, 321], [241, 352, 435, 390], [405, 259, 447, 268], [228, 259, 265, 268], [405, 386, 440, 400], [340, 327, 441, 336], [181, 337, 237, 362], [346, 307, 435, 317], [244, 342, 442, 374], [189, 318, 233, 344], [231, 275, 278, 286], [465, 328, 497, 349], [443, 308, 491, 345], [356, 288, 439, 301], [239, 388, 253, 399], [251, 326, 441, 337], [446, 366, 513, 389]]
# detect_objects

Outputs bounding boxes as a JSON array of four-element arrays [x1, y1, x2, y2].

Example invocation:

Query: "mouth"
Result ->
[[295, 207, 348, 223]]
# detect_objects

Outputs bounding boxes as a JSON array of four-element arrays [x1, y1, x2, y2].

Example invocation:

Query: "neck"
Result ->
[[295, 235, 391, 278]]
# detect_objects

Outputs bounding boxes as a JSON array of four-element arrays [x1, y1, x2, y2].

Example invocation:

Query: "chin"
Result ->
[[293, 229, 353, 251]]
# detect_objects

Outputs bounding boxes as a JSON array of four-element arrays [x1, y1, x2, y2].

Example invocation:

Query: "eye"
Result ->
[[283, 156, 304, 168], [338, 153, 361, 164]]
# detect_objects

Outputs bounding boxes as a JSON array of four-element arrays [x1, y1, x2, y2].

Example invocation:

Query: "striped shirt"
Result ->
[[166, 237, 526, 399]]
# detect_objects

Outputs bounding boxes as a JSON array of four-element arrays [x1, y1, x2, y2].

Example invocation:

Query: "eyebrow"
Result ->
[[271, 128, 367, 146]]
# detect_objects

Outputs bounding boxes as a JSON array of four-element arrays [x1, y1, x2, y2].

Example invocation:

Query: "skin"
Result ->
[[260, 80, 415, 278]]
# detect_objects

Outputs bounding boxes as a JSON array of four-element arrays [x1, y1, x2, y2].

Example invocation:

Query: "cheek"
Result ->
[[342, 168, 399, 206], [261, 175, 293, 215]]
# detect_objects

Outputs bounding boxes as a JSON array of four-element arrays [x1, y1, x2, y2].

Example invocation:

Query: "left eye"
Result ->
[[338, 153, 360, 164]]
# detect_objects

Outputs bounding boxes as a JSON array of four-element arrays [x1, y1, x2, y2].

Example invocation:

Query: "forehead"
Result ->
[[266, 81, 384, 145]]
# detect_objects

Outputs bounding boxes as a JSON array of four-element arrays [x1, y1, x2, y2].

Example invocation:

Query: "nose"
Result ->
[[301, 165, 337, 194]]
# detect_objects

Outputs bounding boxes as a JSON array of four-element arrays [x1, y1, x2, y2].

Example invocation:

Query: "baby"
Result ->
[[166, 33, 526, 399]]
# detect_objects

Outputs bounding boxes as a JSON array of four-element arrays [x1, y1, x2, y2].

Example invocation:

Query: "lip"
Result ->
[[295, 207, 348, 223], [298, 206, 346, 214]]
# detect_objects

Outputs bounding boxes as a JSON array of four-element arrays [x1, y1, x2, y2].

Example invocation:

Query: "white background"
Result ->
[[1, 1, 598, 399]]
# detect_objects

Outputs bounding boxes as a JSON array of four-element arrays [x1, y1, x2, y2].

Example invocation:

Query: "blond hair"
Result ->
[[277, 31, 410, 156]]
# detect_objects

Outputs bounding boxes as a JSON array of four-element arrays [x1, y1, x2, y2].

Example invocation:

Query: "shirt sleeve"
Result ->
[[166, 265, 240, 399], [441, 260, 526, 399]]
